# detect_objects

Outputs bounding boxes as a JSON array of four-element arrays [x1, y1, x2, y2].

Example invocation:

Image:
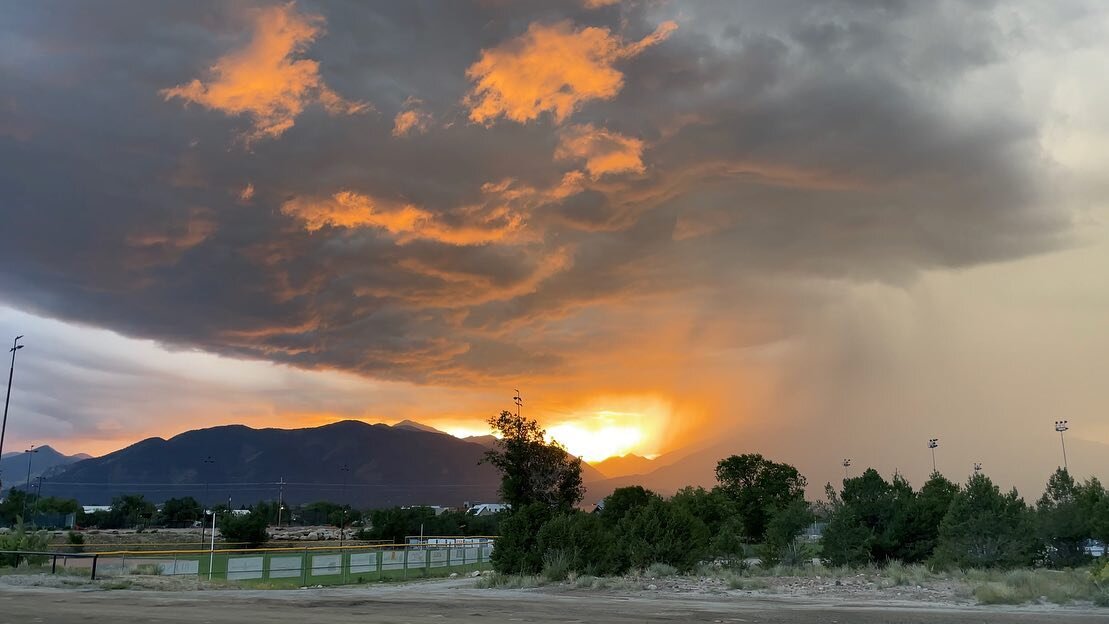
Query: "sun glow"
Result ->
[[546, 413, 646, 462]]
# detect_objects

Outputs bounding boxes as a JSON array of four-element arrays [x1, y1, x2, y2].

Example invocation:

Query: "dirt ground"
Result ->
[[0, 576, 1104, 624]]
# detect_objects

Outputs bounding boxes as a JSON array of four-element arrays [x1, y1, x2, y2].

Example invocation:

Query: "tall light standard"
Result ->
[[20, 445, 38, 522], [339, 464, 350, 548], [1054, 420, 1069, 472], [973, 462, 982, 475], [200, 456, 215, 548], [0, 336, 25, 491], [842, 458, 851, 480], [928, 438, 939, 474]]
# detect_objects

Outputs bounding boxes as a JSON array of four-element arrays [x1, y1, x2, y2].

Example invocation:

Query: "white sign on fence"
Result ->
[[350, 552, 377, 574], [430, 549, 448, 567], [158, 559, 199, 576], [382, 550, 405, 570], [407, 549, 426, 567], [228, 556, 264, 580], [269, 555, 302, 579], [311, 554, 342, 576]]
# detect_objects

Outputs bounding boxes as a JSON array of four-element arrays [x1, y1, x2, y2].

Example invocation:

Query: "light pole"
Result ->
[[339, 464, 350, 548], [20, 445, 38, 522], [842, 458, 851, 480], [973, 462, 982, 475], [200, 456, 215, 548], [928, 438, 939, 474], [1054, 420, 1069, 472], [0, 336, 25, 492]]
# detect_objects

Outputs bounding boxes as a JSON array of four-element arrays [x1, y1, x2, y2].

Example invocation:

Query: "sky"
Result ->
[[1, 0, 1108, 496]]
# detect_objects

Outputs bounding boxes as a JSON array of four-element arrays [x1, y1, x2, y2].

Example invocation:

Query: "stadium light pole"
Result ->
[[339, 464, 350, 548], [973, 462, 982, 475], [1054, 420, 1069, 472], [928, 438, 939, 474], [842, 458, 851, 480], [20, 445, 37, 522], [0, 336, 25, 492]]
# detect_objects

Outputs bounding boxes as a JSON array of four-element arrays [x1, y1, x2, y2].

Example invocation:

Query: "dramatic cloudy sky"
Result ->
[[2, 0, 1108, 493]]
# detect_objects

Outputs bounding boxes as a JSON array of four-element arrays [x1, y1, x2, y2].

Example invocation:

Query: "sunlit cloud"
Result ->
[[393, 98, 434, 137], [465, 19, 678, 125], [555, 123, 646, 178], [281, 191, 525, 245], [161, 2, 367, 142]]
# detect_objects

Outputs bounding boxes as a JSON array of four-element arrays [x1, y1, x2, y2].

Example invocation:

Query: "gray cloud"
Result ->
[[0, 0, 1077, 390]]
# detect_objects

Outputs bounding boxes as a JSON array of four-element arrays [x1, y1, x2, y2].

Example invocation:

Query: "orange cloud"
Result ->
[[465, 19, 678, 125], [393, 98, 434, 137], [555, 124, 645, 178], [281, 191, 525, 245], [161, 3, 367, 142], [583, 0, 621, 7]]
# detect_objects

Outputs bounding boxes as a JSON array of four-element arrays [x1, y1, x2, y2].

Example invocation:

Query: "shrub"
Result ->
[[536, 511, 619, 576], [0, 521, 50, 567], [66, 531, 85, 553], [541, 549, 573, 582], [491, 503, 553, 574], [616, 498, 709, 572], [646, 562, 677, 578], [217, 511, 269, 547]]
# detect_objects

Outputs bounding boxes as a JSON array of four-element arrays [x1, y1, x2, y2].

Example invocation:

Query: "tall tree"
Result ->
[[483, 410, 583, 511], [715, 453, 807, 541], [934, 473, 1039, 569]]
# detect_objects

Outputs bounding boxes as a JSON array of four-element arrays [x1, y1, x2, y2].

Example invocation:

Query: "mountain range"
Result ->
[[0, 445, 89, 491], [14, 419, 735, 508]]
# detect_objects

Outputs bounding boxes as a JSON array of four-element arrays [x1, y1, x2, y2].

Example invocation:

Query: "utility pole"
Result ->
[[842, 458, 851, 480], [20, 445, 37, 522], [928, 438, 939, 475], [200, 456, 215, 548], [0, 336, 25, 492], [277, 477, 285, 528], [339, 465, 350, 548], [513, 389, 522, 418], [1054, 420, 1069, 472]]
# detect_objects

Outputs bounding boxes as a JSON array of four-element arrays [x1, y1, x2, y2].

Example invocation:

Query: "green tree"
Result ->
[[218, 511, 269, 547], [670, 486, 743, 557], [820, 482, 874, 566], [934, 473, 1039, 569], [600, 486, 660, 525], [616, 497, 709, 572], [110, 494, 156, 529], [483, 410, 583, 511], [715, 454, 807, 541], [760, 498, 815, 566], [159, 497, 203, 526], [1036, 469, 1104, 568], [536, 511, 619, 576], [490, 503, 553, 574], [889, 473, 958, 563]]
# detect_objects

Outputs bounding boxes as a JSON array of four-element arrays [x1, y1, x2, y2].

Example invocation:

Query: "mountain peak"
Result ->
[[392, 420, 446, 434]]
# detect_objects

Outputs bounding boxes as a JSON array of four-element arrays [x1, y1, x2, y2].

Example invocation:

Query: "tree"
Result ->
[[219, 511, 269, 547], [1036, 469, 1089, 567], [483, 410, 583, 511], [600, 486, 660, 525], [934, 473, 1039, 569], [159, 497, 203, 526], [110, 495, 156, 529], [615, 498, 709, 572], [536, 511, 619, 576], [760, 498, 815, 566], [670, 486, 743, 557], [715, 454, 807, 541], [889, 473, 958, 563], [821, 482, 874, 566], [490, 503, 553, 574]]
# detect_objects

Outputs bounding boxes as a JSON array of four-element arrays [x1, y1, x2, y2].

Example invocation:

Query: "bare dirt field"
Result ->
[[0, 576, 1104, 624]]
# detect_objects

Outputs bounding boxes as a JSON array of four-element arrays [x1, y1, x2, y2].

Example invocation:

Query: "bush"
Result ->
[[0, 521, 50, 567], [616, 498, 708, 572], [491, 503, 553, 574], [933, 474, 1039, 569], [66, 531, 85, 553], [541, 549, 573, 582], [218, 511, 269, 547], [536, 511, 619, 576], [645, 562, 677, 578]]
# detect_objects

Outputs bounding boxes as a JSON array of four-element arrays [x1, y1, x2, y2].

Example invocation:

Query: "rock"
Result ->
[[449, 573, 458, 578], [306, 531, 318, 540], [646, 584, 658, 591], [471, 571, 481, 578]]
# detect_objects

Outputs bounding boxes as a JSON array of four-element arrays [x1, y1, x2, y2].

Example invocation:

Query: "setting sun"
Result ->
[[546, 414, 645, 463]]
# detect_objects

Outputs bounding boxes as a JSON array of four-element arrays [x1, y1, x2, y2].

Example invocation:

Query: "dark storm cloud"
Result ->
[[0, 1, 1071, 384]]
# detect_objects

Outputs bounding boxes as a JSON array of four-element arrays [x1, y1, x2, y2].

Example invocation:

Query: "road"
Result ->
[[0, 580, 1104, 623]]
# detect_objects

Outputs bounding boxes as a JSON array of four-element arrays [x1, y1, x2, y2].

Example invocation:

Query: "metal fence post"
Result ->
[[91, 554, 98, 580], [301, 547, 308, 586], [51, 554, 57, 575], [403, 547, 409, 580]]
